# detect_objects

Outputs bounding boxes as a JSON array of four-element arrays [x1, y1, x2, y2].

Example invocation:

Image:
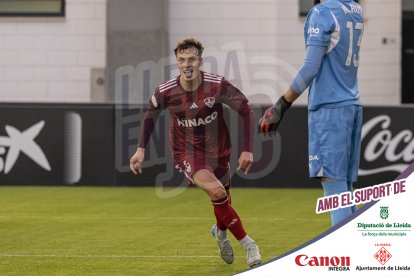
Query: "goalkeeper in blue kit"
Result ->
[[259, 0, 364, 226]]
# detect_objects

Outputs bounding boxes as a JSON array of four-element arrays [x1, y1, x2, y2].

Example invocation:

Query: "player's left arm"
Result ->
[[219, 80, 255, 174], [235, 100, 255, 175]]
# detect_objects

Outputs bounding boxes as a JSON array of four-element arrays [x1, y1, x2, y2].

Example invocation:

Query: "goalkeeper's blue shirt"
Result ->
[[305, 0, 364, 110]]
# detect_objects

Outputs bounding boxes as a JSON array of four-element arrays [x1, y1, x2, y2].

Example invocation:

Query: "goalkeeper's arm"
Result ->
[[258, 45, 325, 135], [258, 89, 295, 135]]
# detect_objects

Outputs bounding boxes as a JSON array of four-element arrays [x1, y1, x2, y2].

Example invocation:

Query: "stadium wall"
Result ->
[[0, 0, 404, 107], [0, 0, 106, 102], [0, 104, 413, 189], [169, 0, 402, 106]]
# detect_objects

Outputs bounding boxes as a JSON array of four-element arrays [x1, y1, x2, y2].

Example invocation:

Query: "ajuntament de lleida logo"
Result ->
[[380, 206, 389, 219]]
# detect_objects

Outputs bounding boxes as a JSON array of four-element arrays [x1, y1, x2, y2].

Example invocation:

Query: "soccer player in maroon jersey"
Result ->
[[130, 38, 261, 268]]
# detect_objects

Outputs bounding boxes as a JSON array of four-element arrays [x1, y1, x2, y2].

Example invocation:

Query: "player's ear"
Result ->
[[199, 57, 203, 66]]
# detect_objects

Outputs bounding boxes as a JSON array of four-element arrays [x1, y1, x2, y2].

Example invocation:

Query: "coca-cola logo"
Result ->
[[360, 115, 414, 176]]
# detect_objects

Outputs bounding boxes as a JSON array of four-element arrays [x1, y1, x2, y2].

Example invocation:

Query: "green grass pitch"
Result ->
[[0, 186, 331, 275]]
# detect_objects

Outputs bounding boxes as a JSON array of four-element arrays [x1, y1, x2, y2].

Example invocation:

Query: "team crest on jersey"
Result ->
[[204, 97, 215, 108]]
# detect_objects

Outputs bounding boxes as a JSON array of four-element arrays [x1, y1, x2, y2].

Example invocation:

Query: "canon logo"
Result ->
[[295, 254, 351, 267], [177, 111, 218, 127]]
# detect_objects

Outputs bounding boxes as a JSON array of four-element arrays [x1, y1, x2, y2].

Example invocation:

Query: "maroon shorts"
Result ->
[[174, 154, 231, 189]]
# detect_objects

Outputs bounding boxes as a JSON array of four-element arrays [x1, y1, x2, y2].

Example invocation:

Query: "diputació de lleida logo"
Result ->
[[380, 206, 389, 220]]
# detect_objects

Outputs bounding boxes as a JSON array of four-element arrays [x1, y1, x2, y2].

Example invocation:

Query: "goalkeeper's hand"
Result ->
[[258, 96, 291, 136]]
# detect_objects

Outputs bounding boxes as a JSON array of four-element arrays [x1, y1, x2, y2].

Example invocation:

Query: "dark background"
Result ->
[[0, 103, 412, 188]]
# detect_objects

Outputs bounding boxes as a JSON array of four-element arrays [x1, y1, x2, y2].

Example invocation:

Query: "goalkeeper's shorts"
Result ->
[[308, 104, 362, 182]]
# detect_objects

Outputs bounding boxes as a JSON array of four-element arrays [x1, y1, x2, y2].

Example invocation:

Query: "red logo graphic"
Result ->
[[374, 247, 392, 265], [295, 254, 350, 267]]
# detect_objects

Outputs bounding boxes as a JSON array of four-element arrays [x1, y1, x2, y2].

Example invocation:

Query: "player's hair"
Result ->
[[174, 38, 204, 57]]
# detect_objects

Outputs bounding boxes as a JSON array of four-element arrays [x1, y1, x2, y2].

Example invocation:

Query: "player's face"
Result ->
[[176, 47, 203, 82]]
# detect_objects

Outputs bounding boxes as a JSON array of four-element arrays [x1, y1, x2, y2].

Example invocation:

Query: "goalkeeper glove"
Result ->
[[258, 96, 291, 135]]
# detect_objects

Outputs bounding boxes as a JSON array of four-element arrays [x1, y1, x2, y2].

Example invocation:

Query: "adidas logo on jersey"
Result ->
[[190, 102, 198, 109]]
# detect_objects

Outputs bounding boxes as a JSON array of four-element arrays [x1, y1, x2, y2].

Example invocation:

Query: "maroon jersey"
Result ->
[[139, 71, 254, 160]]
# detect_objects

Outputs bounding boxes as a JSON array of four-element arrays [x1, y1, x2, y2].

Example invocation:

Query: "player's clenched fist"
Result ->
[[258, 96, 291, 135], [130, 147, 145, 175]]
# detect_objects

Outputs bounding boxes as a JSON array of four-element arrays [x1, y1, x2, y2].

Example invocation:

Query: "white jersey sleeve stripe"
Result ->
[[326, 11, 340, 54], [159, 82, 178, 93], [159, 78, 177, 89]]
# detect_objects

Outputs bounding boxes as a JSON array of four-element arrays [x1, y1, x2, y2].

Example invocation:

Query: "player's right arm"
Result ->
[[259, 4, 330, 136], [258, 45, 325, 135], [130, 89, 163, 174]]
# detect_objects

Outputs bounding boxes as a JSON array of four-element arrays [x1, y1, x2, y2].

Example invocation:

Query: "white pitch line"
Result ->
[[0, 216, 324, 222], [0, 254, 245, 259], [0, 216, 211, 220]]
